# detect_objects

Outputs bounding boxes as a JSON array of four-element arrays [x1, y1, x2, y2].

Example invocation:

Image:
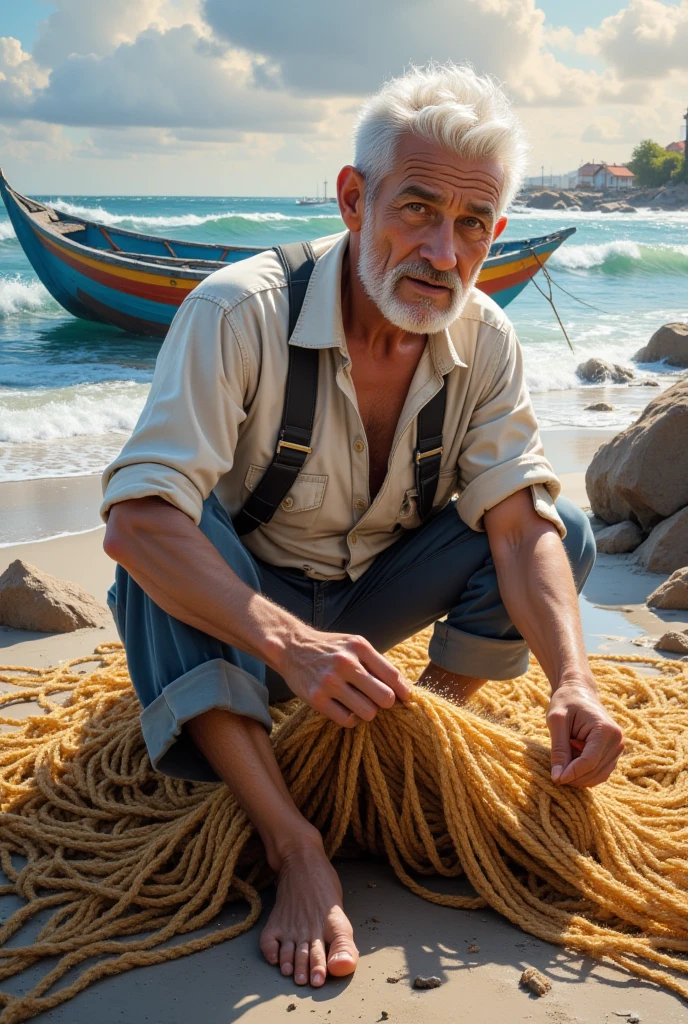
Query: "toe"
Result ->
[[309, 939, 327, 987], [294, 942, 310, 985], [260, 931, 280, 967], [325, 911, 358, 977], [279, 939, 295, 977]]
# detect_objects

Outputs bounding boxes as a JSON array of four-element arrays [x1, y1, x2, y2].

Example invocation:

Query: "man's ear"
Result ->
[[337, 166, 365, 232], [493, 215, 508, 240]]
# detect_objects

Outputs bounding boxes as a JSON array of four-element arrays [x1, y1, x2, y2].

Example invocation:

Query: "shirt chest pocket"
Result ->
[[395, 468, 457, 529], [244, 465, 328, 519]]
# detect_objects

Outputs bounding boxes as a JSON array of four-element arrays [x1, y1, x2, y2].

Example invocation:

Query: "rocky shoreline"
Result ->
[[516, 182, 688, 213]]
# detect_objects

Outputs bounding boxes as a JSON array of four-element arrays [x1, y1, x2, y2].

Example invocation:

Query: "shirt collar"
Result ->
[[288, 230, 467, 373]]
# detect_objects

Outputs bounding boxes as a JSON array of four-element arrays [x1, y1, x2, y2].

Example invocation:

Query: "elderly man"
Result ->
[[102, 63, 623, 990]]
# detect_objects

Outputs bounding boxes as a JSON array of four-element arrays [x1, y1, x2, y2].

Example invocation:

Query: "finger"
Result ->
[[339, 659, 397, 711], [564, 745, 624, 788], [332, 680, 380, 722], [322, 699, 359, 729], [353, 640, 411, 701], [546, 709, 572, 783], [558, 729, 613, 786]]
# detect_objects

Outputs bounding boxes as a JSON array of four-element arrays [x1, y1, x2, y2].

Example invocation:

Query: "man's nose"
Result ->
[[419, 220, 458, 273]]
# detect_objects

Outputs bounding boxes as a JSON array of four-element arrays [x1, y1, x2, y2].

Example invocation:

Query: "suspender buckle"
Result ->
[[415, 445, 443, 464], [276, 440, 313, 456]]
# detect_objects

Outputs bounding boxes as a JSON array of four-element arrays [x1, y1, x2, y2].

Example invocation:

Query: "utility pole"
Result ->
[[541, 164, 544, 186]]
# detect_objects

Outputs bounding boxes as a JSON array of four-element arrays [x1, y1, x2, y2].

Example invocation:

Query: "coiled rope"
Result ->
[[0, 631, 686, 1022]]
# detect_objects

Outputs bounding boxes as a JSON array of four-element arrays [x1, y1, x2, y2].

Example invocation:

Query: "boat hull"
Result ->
[[0, 171, 576, 337]]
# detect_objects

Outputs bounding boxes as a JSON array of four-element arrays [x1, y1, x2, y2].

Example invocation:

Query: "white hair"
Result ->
[[353, 62, 528, 215]]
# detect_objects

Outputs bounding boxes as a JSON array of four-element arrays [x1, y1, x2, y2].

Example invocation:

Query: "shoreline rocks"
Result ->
[[634, 508, 688, 574], [516, 183, 688, 212], [647, 568, 688, 610], [634, 323, 688, 368], [576, 358, 634, 385], [595, 521, 643, 554], [0, 560, 109, 633]]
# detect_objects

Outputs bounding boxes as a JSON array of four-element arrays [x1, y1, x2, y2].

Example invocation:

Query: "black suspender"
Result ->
[[415, 385, 447, 524], [233, 243, 318, 537], [232, 240, 447, 537]]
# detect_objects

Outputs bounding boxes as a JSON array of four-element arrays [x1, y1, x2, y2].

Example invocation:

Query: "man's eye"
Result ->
[[463, 217, 484, 229], [406, 203, 427, 214]]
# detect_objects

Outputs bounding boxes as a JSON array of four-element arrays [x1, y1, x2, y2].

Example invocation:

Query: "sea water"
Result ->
[[0, 194, 686, 488]]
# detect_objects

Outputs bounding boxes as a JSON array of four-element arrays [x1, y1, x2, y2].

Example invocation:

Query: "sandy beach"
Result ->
[[1, 423, 687, 1023]]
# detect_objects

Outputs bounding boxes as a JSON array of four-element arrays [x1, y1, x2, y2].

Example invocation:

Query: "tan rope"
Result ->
[[0, 631, 686, 1021]]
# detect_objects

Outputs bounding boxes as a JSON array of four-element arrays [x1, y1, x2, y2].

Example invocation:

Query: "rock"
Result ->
[[576, 358, 635, 384], [525, 190, 565, 210], [634, 507, 688, 573], [413, 975, 442, 989], [647, 568, 688, 609], [585, 402, 614, 412], [596, 202, 636, 213], [585, 378, 688, 529], [655, 630, 688, 654], [468, 944, 480, 953], [0, 560, 108, 633], [386, 976, 400, 983], [595, 521, 643, 554], [520, 967, 551, 996], [634, 322, 688, 367]]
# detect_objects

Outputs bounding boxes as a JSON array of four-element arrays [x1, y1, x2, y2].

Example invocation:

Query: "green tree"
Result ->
[[627, 140, 683, 186]]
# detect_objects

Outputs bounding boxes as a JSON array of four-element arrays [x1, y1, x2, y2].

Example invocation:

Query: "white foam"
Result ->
[[50, 200, 338, 230], [550, 240, 642, 271], [0, 221, 15, 241], [0, 382, 149, 443], [0, 276, 57, 316]]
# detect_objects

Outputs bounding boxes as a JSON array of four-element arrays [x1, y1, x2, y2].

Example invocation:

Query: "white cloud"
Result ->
[[578, 0, 688, 79]]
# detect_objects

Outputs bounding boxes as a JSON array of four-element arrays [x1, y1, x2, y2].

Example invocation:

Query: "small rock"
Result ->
[[635, 507, 688, 574], [468, 944, 480, 953], [413, 975, 442, 989], [380, 1013, 390, 1022], [595, 521, 643, 554], [576, 358, 634, 384], [287, 1005, 296, 1013], [655, 629, 688, 654], [386, 977, 399, 984], [585, 402, 614, 412], [520, 967, 551, 996], [0, 560, 109, 633], [648, 567, 688, 609]]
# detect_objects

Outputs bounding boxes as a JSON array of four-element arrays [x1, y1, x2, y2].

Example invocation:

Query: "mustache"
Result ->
[[390, 261, 462, 292]]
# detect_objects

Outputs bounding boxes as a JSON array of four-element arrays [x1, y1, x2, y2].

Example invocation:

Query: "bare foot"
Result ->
[[260, 839, 358, 987]]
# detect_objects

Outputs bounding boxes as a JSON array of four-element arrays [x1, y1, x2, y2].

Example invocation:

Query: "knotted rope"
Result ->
[[0, 631, 686, 1022]]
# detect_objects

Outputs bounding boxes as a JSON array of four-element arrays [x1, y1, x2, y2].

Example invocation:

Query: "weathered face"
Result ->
[[357, 133, 507, 332]]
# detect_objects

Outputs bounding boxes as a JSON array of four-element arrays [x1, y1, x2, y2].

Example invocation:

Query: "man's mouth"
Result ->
[[404, 275, 452, 296]]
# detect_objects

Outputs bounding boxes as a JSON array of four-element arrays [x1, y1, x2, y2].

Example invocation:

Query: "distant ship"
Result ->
[[296, 180, 338, 206]]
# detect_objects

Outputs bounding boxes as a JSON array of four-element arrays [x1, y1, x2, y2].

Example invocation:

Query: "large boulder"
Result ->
[[525, 190, 562, 210], [596, 201, 636, 214], [647, 568, 688, 609], [576, 358, 635, 384], [655, 630, 688, 655], [595, 521, 643, 554], [634, 508, 688, 573], [634, 323, 688, 367], [585, 378, 688, 529], [0, 560, 109, 633]]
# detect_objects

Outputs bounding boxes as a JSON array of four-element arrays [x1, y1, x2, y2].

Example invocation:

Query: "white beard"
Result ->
[[358, 210, 478, 333]]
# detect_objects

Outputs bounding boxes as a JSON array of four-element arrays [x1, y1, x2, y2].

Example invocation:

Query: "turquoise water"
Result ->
[[0, 194, 686, 484]]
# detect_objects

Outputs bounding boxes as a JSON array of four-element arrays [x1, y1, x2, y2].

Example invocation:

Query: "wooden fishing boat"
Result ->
[[0, 169, 576, 338]]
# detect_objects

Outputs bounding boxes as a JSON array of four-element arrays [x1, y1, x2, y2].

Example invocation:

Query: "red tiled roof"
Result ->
[[666, 141, 685, 154], [577, 163, 601, 176], [603, 165, 634, 177]]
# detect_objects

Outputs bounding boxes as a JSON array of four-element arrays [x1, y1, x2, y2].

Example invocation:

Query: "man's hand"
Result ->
[[546, 683, 624, 787], [278, 625, 411, 728]]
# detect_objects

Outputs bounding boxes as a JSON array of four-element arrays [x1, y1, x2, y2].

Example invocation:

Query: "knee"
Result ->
[[556, 497, 596, 591]]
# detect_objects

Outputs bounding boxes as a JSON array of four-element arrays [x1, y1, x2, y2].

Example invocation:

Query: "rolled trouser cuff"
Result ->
[[140, 658, 273, 782], [429, 622, 529, 681]]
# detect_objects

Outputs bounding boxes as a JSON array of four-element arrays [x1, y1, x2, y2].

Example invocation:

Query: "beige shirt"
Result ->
[[101, 231, 563, 581]]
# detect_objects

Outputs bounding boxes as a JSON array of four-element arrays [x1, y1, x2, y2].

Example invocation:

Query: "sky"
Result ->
[[0, 0, 686, 195]]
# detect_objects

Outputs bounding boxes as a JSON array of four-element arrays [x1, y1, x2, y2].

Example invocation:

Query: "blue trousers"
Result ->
[[108, 493, 595, 781]]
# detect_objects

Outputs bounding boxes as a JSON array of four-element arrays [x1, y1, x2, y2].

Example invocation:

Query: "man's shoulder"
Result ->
[[185, 231, 345, 316], [455, 287, 513, 336]]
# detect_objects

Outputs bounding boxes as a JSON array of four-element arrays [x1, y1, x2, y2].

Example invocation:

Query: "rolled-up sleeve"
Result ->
[[456, 324, 565, 537], [100, 295, 248, 524]]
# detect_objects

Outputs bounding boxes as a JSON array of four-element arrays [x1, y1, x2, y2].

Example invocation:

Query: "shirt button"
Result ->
[[281, 496, 294, 510], [354, 498, 367, 511], [350, 533, 358, 545], [353, 439, 365, 453]]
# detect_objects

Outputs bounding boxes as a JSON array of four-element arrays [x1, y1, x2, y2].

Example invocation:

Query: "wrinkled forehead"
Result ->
[[381, 133, 505, 212]]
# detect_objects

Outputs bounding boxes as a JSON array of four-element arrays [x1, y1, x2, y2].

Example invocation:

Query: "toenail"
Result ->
[[312, 971, 324, 984], [296, 973, 306, 983], [329, 953, 348, 963], [282, 963, 293, 974]]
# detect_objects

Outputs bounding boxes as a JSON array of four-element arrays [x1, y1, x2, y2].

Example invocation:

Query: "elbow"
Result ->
[[102, 498, 155, 567]]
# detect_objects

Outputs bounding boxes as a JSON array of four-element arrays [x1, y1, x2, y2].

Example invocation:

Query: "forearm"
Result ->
[[104, 497, 304, 674]]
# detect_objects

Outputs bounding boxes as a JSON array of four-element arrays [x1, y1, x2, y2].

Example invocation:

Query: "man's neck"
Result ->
[[341, 234, 424, 359]]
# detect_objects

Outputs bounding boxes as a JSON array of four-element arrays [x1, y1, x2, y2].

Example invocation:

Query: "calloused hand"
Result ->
[[279, 626, 411, 728], [546, 682, 624, 787]]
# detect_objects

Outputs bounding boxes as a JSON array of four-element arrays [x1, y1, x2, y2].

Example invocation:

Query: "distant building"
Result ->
[[666, 141, 685, 154], [576, 162, 635, 189]]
